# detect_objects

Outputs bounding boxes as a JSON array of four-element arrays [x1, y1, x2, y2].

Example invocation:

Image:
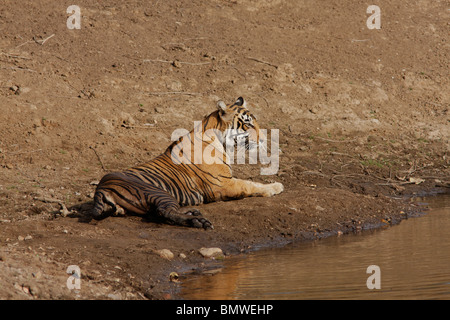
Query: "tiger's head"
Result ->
[[216, 97, 264, 152], [169, 97, 271, 167]]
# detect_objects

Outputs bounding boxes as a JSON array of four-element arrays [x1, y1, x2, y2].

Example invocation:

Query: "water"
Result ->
[[181, 194, 450, 300]]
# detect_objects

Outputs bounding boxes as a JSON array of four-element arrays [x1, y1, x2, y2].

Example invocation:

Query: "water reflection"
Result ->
[[181, 194, 450, 300]]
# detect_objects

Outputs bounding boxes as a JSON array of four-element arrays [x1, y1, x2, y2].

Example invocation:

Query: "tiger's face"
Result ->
[[217, 97, 264, 151]]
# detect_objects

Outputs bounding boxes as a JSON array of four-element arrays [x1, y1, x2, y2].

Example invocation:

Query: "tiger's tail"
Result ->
[[90, 189, 117, 219], [91, 191, 105, 217]]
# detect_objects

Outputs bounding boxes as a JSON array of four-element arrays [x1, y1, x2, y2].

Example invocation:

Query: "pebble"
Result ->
[[198, 247, 223, 259], [18, 235, 32, 241], [172, 60, 182, 68], [20, 87, 31, 94], [169, 272, 179, 282], [59, 203, 70, 217], [107, 293, 122, 300], [156, 249, 174, 260]]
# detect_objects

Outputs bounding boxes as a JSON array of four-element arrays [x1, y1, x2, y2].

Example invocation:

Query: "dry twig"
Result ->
[[143, 59, 210, 66], [33, 197, 63, 204], [316, 137, 357, 143], [148, 91, 202, 96], [246, 56, 278, 68], [1, 66, 36, 72], [0, 53, 31, 60], [34, 34, 55, 45], [89, 146, 107, 171]]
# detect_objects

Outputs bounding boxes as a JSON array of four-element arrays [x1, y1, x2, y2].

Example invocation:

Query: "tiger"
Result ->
[[90, 97, 284, 229]]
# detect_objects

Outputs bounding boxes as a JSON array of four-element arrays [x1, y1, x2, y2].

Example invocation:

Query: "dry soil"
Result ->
[[0, 0, 448, 299]]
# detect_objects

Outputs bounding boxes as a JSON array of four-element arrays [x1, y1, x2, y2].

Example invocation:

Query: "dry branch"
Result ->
[[0, 53, 32, 60], [148, 91, 203, 96], [89, 146, 107, 171], [143, 59, 210, 66], [34, 34, 55, 45], [246, 56, 278, 68]]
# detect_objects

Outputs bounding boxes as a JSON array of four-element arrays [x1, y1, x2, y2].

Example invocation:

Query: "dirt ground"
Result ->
[[0, 0, 448, 300]]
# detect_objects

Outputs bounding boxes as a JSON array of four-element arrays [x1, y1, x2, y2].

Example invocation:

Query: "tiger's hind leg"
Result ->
[[91, 172, 212, 229], [92, 189, 212, 229], [126, 178, 213, 229]]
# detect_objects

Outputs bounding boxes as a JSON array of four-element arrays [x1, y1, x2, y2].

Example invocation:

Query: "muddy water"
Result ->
[[181, 194, 450, 300]]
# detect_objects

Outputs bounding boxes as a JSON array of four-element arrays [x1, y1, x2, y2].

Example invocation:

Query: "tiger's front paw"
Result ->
[[265, 182, 284, 197], [272, 182, 284, 194]]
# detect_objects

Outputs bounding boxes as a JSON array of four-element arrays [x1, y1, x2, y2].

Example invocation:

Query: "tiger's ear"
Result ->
[[235, 97, 244, 106], [217, 100, 227, 113], [216, 100, 234, 121]]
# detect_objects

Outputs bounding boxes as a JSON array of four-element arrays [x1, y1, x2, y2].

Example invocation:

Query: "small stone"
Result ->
[[59, 203, 70, 217], [29, 285, 40, 297], [409, 177, 425, 185], [19, 87, 31, 94], [169, 272, 179, 282], [156, 249, 174, 260], [289, 124, 304, 135], [138, 232, 150, 239], [179, 253, 186, 259], [172, 60, 182, 68], [107, 293, 122, 300], [315, 205, 325, 211], [198, 247, 223, 259]]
